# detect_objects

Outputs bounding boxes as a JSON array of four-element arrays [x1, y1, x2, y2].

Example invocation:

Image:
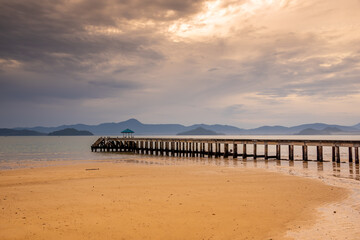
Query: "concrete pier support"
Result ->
[[349, 147, 353, 162], [224, 143, 229, 158], [316, 146, 323, 162], [155, 141, 159, 155], [264, 144, 268, 159], [144, 141, 148, 154], [355, 147, 359, 164], [191, 142, 196, 157], [302, 145, 308, 161], [289, 145, 294, 160], [215, 143, 219, 158], [150, 141, 154, 154], [253, 144, 257, 159], [335, 146, 340, 163], [276, 144, 281, 160], [208, 143, 213, 157], [171, 142, 175, 155], [233, 143, 237, 158], [243, 144, 247, 159]]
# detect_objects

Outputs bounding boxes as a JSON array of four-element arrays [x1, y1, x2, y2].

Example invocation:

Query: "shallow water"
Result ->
[[1, 136, 359, 180]]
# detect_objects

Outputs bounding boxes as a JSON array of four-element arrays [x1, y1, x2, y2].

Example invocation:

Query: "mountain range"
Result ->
[[10, 118, 360, 135]]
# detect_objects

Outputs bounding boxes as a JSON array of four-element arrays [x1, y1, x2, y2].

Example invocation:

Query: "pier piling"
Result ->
[[91, 137, 360, 163]]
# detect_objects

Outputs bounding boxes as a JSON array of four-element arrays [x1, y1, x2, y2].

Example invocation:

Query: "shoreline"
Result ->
[[0, 159, 352, 240]]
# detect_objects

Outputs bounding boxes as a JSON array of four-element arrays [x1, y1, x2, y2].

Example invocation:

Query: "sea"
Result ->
[[0, 135, 360, 181]]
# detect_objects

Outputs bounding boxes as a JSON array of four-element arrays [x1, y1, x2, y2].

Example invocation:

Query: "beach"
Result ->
[[0, 160, 349, 240]]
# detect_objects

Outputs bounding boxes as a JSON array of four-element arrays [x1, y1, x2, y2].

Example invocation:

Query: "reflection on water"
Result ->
[[110, 153, 360, 182]]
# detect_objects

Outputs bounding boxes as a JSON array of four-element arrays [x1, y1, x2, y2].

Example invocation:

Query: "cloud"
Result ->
[[1, 0, 360, 128]]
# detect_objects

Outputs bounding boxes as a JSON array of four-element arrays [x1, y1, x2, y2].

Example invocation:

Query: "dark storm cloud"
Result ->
[[0, 0, 197, 102], [0, 0, 205, 69]]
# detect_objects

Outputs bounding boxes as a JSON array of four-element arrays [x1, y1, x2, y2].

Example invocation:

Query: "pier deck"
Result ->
[[91, 137, 360, 163]]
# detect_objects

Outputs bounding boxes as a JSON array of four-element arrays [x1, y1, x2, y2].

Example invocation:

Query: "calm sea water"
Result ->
[[0, 136, 129, 169], [0, 135, 359, 181]]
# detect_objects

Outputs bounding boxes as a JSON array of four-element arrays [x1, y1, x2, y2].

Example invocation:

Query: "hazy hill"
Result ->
[[19, 119, 244, 135], [11, 119, 360, 135], [177, 127, 223, 135], [0, 128, 45, 136], [48, 128, 93, 136], [296, 127, 343, 135]]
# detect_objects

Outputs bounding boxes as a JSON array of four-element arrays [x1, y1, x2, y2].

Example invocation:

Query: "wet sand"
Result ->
[[0, 160, 348, 240]]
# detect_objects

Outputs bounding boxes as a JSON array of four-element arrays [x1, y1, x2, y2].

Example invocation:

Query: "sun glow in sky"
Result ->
[[0, 0, 360, 128]]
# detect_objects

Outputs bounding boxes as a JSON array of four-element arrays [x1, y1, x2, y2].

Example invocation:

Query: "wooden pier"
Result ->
[[91, 137, 360, 163]]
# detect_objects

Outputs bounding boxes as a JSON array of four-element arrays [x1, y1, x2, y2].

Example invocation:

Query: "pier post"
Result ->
[[316, 146, 323, 161], [289, 145, 294, 160], [264, 144, 268, 159], [302, 145, 308, 161], [332, 146, 336, 162], [149, 141, 152, 154], [349, 147, 353, 162], [253, 144, 257, 159], [155, 141, 158, 155], [160, 141, 164, 155], [215, 142, 219, 158], [171, 142, 175, 156], [243, 144, 247, 159], [335, 146, 340, 163], [224, 143, 229, 158], [138, 141, 142, 153], [194, 142, 197, 156], [202, 143, 206, 157], [187, 142, 191, 157], [191, 142, 194, 156], [276, 144, 281, 160], [208, 143, 213, 157], [191, 142, 196, 157], [133, 141, 136, 152], [355, 147, 359, 164], [233, 143, 237, 158], [199, 142, 203, 156], [183, 142, 187, 156], [143, 141, 147, 154], [167, 141, 170, 155], [176, 142, 180, 156]]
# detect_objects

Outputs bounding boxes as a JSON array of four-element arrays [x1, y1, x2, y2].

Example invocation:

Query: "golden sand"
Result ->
[[0, 161, 347, 240]]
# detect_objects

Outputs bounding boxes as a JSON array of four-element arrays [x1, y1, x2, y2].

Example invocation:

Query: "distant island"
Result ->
[[0, 128, 46, 136], [48, 128, 93, 136], [295, 127, 344, 135], [0, 128, 93, 136], [177, 127, 223, 135]]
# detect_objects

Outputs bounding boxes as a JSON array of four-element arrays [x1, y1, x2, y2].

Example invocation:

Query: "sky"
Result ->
[[1, 0, 360, 128]]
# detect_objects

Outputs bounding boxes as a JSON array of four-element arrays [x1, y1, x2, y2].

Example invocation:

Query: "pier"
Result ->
[[91, 137, 360, 163]]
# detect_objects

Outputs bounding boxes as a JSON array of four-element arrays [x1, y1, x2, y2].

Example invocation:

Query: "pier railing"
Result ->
[[91, 137, 360, 163]]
